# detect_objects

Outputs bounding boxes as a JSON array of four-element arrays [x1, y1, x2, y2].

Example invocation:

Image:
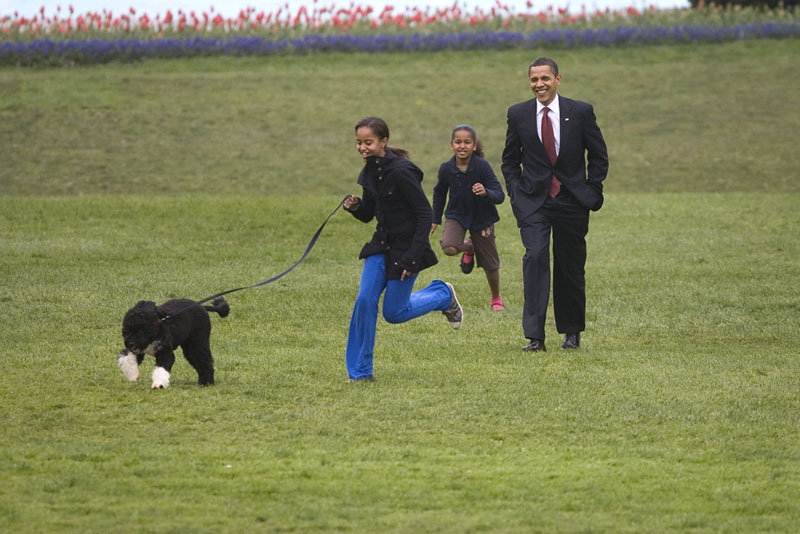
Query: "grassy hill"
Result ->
[[2, 39, 799, 195]]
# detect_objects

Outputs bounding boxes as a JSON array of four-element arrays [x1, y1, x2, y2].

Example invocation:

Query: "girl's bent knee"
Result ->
[[382, 306, 407, 324], [442, 246, 459, 256]]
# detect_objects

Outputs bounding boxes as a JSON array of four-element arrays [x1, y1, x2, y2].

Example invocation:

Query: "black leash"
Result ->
[[162, 196, 347, 322]]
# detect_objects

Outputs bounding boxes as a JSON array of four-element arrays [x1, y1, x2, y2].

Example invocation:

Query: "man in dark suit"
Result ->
[[501, 57, 609, 352]]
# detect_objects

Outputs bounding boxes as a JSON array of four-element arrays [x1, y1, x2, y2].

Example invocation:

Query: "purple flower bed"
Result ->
[[2, 22, 798, 67]]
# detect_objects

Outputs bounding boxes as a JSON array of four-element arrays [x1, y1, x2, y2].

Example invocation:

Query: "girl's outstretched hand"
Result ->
[[430, 223, 438, 236]]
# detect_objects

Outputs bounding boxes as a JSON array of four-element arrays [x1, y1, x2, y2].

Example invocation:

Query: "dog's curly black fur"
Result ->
[[120, 297, 229, 388]]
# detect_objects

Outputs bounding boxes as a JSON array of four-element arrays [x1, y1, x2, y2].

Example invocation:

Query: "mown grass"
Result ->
[[1, 39, 799, 533], [2, 192, 799, 533]]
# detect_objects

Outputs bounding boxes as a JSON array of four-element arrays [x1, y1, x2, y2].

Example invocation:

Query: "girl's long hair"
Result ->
[[355, 116, 410, 159]]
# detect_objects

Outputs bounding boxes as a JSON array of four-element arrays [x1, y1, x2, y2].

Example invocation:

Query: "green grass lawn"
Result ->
[[1, 39, 800, 533], [2, 193, 798, 533]]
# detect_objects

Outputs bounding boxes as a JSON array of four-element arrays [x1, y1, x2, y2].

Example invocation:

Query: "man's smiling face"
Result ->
[[529, 64, 561, 106]]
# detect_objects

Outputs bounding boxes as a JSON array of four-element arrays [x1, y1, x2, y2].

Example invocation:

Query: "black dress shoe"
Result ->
[[561, 332, 580, 350], [523, 339, 546, 352], [460, 252, 474, 274]]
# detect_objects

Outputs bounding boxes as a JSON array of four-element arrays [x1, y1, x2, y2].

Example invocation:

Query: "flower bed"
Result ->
[[1, 2, 798, 65]]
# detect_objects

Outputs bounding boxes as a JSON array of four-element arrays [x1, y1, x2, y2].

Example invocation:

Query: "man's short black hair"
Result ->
[[529, 57, 559, 77]]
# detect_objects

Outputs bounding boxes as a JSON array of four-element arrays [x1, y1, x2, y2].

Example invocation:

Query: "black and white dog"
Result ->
[[118, 297, 230, 389]]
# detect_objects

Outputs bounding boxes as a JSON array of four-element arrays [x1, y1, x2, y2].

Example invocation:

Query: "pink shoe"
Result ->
[[491, 296, 504, 311]]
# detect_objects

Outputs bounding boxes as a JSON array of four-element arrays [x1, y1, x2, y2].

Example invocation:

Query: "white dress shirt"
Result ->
[[536, 94, 561, 157]]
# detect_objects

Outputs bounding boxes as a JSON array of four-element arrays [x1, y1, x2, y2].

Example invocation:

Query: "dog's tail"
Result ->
[[204, 297, 230, 318]]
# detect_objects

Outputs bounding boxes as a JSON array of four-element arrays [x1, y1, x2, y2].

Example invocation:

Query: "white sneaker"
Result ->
[[442, 282, 463, 330]]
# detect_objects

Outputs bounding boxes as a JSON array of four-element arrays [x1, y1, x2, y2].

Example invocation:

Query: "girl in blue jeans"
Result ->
[[343, 117, 463, 382]]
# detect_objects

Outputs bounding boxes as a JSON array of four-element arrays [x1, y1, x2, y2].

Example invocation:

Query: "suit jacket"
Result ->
[[501, 95, 609, 221]]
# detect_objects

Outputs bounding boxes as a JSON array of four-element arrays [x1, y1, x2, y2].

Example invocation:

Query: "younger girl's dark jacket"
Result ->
[[347, 150, 439, 280], [432, 155, 505, 231]]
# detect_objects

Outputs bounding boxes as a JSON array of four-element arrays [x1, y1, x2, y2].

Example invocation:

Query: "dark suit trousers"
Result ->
[[518, 191, 589, 341]]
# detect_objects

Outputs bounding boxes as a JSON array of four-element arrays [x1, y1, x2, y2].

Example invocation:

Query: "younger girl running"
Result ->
[[431, 124, 506, 310], [343, 117, 463, 382]]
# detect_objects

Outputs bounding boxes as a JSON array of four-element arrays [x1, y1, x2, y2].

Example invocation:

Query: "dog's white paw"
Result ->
[[151, 367, 170, 389], [117, 350, 140, 382]]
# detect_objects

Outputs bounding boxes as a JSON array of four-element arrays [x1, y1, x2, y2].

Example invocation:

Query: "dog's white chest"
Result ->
[[144, 341, 163, 355]]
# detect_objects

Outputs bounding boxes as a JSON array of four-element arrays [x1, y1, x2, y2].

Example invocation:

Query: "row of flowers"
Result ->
[[2, 21, 798, 66], [3, 2, 800, 40]]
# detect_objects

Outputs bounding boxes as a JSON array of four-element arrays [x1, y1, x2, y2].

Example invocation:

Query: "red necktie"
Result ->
[[542, 107, 561, 198]]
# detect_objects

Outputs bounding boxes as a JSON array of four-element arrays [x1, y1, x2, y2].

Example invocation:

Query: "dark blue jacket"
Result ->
[[347, 150, 438, 280], [432, 155, 505, 230]]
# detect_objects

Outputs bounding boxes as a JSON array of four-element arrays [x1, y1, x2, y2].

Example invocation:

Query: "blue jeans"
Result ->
[[346, 254, 452, 379]]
